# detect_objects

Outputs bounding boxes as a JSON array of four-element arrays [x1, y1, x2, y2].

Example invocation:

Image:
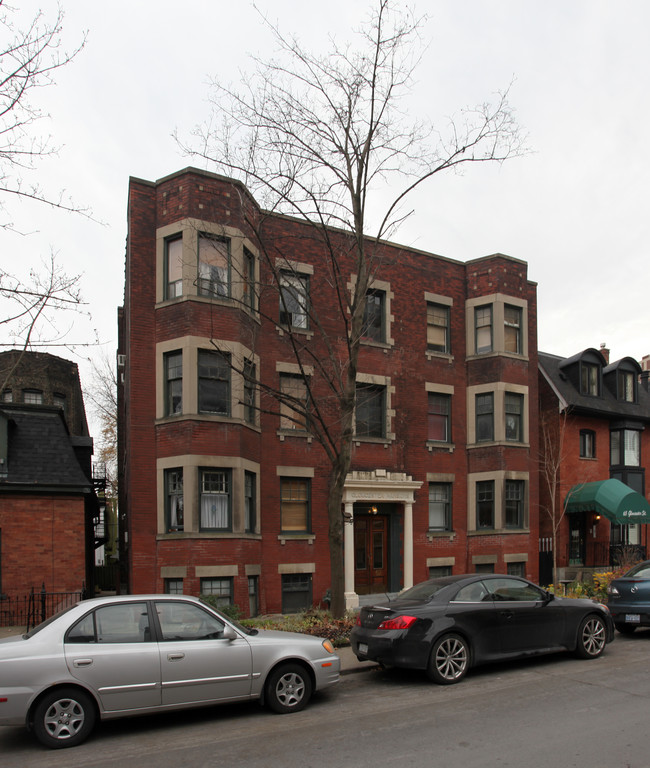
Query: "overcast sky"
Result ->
[[6, 0, 650, 422]]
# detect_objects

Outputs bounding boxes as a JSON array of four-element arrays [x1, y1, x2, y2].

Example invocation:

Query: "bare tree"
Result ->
[[0, 252, 89, 389], [180, 0, 526, 616], [0, 2, 87, 227], [84, 350, 118, 496], [539, 409, 570, 588]]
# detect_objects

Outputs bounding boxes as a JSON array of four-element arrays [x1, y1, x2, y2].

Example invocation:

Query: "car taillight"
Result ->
[[377, 615, 417, 630]]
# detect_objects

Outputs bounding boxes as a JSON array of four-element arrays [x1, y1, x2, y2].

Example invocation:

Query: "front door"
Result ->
[[569, 514, 586, 565], [354, 515, 388, 595]]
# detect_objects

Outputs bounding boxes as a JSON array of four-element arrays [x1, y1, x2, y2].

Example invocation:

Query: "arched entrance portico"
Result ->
[[342, 470, 422, 610]]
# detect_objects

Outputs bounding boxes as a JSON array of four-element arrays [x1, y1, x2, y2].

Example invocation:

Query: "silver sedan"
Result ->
[[0, 594, 340, 748]]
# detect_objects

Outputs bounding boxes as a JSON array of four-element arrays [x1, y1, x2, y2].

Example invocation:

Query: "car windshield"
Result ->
[[395, 580, 447, 602], [624, 562, 650, 579]]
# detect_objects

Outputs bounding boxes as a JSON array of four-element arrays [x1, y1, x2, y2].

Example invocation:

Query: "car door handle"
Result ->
[[167, 652, 185, 661], [73, 658, 93, 667], [499, 611, 514, 620]]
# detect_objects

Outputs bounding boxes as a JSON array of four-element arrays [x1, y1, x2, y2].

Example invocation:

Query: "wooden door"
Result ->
[[354, 515, 388, 595]]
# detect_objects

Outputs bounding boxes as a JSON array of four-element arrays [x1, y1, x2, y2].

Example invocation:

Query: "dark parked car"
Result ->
[[607, 560, 650, 633], [351, 574, 614, 684], [0, 594, 340, 749]]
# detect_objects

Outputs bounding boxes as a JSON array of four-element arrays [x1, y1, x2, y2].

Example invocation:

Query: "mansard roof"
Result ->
[[0, 404, 92, 493], [539, 349, 650, 422]]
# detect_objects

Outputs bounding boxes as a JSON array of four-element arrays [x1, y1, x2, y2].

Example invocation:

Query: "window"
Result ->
[[507, 562, 526, 577], [611, 429, 640, 467], [1, 389, 11, 402], [23, 389, 43, 404], [362, 289, 385, 343], [165, 469, 184, 532], [474, 305, 493, 354], [243, 247, 256, 311], [504, 305, 522, 354], [67, 602, 150, 644], [580, 430, 596, 458], [505, 479, 525, 528], [164, 235, 183, 299], [475, 393, 494, 442], [428, 565, 452, 579], [165, 579, 183, 594], [248, 576, 259, 618], [280, 477, 310, 532], [427, 393, 450, 442], [244, 471, 256, 533], [618, 370, 635, 402], [198, 233, 230, 297], [475, 563, 495, 574], [355, 383, 385, 438], [280, 374, 308, 430], [505, 392, 523, 442], [243, 359, 256, 425], [156, 600, 225, 640], [427, 303, 450, 353], [580, 362, 599, 396], [281, 573, 312, 613], [428, 483, 452, 531], [200, 578, 233, 608], [165, 351, 183, 416], [476, 480, 494, 529], [279, 270, 309, 329], [485, 577, 544, 601], [200, 469, 231, 530], [198, 350, 230, 415], [53, 393, 66, 413]]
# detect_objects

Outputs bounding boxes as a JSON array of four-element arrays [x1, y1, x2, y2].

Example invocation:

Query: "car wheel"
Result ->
[[427, 633, 470, 685], [32, 687, 96, 749], [615, 623, 637, 635], [265, 663, 313, 714], [575, 614, 607, 659]]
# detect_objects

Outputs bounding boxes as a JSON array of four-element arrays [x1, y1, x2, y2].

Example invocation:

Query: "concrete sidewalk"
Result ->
[[337, 644, 379, 675]]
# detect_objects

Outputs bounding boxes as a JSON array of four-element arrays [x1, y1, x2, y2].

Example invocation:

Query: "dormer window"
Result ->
[[580, 362, 599, 396], [617, 369, 636, 403]]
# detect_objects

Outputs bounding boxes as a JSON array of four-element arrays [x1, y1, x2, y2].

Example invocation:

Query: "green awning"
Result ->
[[565, 479, 650, 524]]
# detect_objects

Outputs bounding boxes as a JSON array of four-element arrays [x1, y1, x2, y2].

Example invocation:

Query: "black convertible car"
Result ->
[[351, 574, 614, 684]]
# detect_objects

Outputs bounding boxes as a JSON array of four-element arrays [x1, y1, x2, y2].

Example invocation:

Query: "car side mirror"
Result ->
[[544, 591, 554, 603], [223, 625, 238, 641]]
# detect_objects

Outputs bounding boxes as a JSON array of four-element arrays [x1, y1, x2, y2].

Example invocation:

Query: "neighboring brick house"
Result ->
[[0, 350, 89, 435], [0, 352, 102, 599], [538, 346, 650, 583], [119, 167, 540, 615]]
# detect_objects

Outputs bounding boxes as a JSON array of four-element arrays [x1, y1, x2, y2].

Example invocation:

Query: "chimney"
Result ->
[[599, 342, 609, 363], [641, 371, 650, 392]]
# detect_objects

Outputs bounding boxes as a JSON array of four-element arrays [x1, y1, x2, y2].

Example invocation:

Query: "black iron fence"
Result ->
[[0, 585, 86, 630]]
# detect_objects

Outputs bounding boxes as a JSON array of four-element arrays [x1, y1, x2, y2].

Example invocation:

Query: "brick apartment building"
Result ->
[[119, 167, 540, 615], [538, 346, 650, 583]]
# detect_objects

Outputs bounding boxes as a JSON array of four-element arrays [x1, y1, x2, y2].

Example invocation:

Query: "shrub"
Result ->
[[241, 609, 355, 647]]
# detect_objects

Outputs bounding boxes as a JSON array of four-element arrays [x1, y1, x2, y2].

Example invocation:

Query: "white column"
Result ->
[[404, 501, 414, 589], [343, 501, 359, 610]]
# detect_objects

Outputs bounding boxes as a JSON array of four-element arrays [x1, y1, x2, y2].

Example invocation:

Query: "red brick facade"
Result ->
[[0, 495, 86, 597], [538, 349, 650, 580], [120, 167, 540, 615]]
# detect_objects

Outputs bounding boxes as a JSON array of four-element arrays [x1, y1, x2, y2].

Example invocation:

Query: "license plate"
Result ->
[[626, 614, 641, 623], [358, 642, 368, 654]]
